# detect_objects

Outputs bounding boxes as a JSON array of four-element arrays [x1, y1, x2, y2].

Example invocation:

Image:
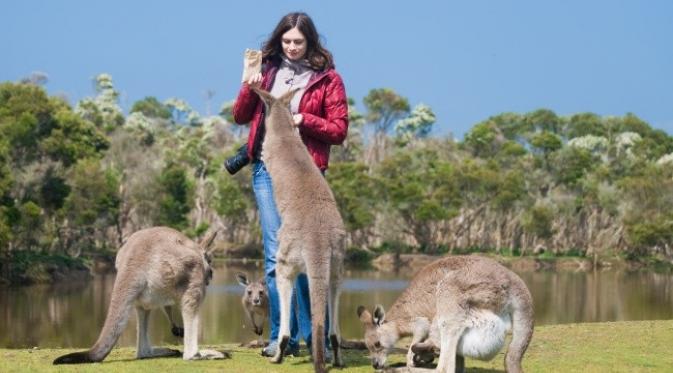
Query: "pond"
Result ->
[[1, 260, 672, 349]]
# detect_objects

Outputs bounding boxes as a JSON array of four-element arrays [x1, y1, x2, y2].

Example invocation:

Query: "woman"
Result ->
[[232, 12, 348, 358]]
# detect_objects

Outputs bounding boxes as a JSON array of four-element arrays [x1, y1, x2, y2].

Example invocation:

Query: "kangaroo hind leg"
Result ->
[[328, 257, 344, 367], [136, 307, 181, 359], [181, 287, 226, 360], [270, 247, 299, 364], [505, 286, 534, 373]]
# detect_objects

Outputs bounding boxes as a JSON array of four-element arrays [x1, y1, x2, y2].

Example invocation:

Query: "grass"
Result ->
[[1, 320, 671, 372]]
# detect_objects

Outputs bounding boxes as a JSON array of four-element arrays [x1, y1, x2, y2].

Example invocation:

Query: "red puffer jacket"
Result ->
[[232, 60, 349, 171]]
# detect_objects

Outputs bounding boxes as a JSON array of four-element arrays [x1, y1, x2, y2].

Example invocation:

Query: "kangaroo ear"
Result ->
[[200, 230, 219, 251], [373, 304, 386, 326], [236, 273, 249, 287], [357, 305, 373, 325], [279, 87, 301, 107], [259, 278, 266, 287], [251, 87, 275, 106]]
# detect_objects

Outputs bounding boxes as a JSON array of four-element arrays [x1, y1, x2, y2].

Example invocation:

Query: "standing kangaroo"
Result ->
[[357, 256, 534, 373], [236, 272, 268, 338], [252, 87, 346, 373], [53, 227, 226, 364]]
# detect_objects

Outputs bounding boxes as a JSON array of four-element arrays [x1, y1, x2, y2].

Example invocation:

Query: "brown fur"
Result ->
[[253, 87, 346, 373], [53, 227, 225, 364], [358, 255, 534, 373]]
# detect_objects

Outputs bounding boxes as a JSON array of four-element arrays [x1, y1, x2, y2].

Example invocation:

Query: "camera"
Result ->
[[224, 144, 251, 175]]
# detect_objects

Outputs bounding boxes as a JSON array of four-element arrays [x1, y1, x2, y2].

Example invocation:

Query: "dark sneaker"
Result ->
[[261, 341, 300, 357]]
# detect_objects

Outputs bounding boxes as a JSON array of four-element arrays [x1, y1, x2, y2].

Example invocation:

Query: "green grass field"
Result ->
[[2, 320, 671, 372]]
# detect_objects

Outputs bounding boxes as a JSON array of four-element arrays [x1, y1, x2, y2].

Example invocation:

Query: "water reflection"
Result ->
[[1, 261, 672, 349]]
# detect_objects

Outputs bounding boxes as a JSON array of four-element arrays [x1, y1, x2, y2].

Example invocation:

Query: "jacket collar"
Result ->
[[263, 58, 331, 92]]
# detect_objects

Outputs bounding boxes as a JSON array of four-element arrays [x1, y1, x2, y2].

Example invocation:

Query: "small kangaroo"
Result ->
[[252, 87, 346, 373], [357, 255, 534, 373], [236, 272, 268, 338], [53, 227, 226, 364]]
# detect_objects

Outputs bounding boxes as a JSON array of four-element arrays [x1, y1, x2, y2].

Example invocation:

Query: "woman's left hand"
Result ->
[[292, 114, 303, 127]]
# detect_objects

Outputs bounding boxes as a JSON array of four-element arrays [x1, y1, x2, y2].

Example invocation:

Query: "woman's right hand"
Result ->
[[246, 72, 263, 89]]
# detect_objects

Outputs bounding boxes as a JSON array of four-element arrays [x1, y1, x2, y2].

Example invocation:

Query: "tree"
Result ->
[[521, 204, 555, 240], [209, 169, 251, 241], [523, 109, 563, 135], [463, 121, 506, 158], [40, 109, 109, 166], [376, 147, 460, 252], [75, 73, 124, 130], [331, 97, 366, 162], [327, 161, 377, 247], [130, 96, 172, 119], [530, 131, 562, 169], [156, 163, 194, 231], [619, 164, 673, 257], [0, 82, 58, 165], [567, 112, 605, 139], [165, 98, 201, 126], [394, 103, 436, 145], [63, 158, 120, 254], [363, 88, 410, 164]]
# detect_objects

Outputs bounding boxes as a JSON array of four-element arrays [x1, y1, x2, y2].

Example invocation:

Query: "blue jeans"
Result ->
[[252, 161, 329, 349]]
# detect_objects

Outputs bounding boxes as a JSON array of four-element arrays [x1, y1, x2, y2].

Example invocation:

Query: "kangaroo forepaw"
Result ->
[[254, 326, 263, 335], [409, 342, 435, 367], [171, 326, 184, 337], [412, 351, 434, 366]]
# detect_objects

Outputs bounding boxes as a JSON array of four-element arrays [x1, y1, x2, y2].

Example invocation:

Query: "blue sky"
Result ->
[[2, 0, 672, 138]]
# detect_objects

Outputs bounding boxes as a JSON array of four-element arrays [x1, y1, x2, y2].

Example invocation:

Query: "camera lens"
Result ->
[[224, 144, 250, 175]]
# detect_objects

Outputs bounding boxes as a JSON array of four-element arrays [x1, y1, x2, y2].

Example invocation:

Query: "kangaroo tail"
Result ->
[[505, 277, 535, 373], [53, 270, 140, 364], [306, 256, 329, 373]]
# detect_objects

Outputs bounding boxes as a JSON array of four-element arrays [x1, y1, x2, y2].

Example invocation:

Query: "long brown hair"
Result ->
[[261, 12, 334, 71]]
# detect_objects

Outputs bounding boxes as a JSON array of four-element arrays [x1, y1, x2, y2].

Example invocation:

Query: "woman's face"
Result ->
[[281, 27, 307, 61]]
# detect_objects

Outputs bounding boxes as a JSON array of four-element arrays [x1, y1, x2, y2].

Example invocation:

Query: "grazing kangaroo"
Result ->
[[53, 227, 226, 364], [252, 87, 346, 373], [357, 255, 534, 373], [236, 272, 268, 338]]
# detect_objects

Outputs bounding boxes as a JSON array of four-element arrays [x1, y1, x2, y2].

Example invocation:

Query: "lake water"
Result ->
[[1, 260, 672, 349]]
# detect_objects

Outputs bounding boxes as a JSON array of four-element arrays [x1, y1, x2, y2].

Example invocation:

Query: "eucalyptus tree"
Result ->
[[75, 73, 124, 130], [327, 161, 377, 248], [394, 103, 436, 146], [331, 97, 367, 162], [619, 164, 673, 258], [164, 98, 201, 126], [130, 96, 172, 120], [62, 158, 120, 256], [363, 88, 410, 164], [0, 81, 110, 255], [375, 146, 460, 252]]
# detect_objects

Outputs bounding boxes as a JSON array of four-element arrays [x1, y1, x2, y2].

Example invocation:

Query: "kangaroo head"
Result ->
[[237, 273, 267, 307], [251, 87, 300, 137], [357, 304, 396, 370]]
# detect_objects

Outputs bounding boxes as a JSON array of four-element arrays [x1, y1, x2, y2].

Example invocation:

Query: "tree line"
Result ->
[[1, 73, 672, 276]]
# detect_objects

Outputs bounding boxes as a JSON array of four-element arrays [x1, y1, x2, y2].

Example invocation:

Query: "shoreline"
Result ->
[[1, 251, 671, 287]]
